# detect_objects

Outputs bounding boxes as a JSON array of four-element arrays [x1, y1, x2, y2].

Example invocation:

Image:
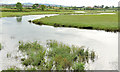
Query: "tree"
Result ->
[[105, 6, 109, 9], [41, 5, 46, 11], [59, 5, 63, 9], [94, 5, 98, 8], [101, 5, 104, 8], [16, 2, 22, 11], [48, 5, 52, 9], [112, 6, 114, 8], [32, 4, 39, 9]]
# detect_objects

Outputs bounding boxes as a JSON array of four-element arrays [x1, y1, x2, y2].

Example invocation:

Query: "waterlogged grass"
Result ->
[[19, 41, 46, 67], [18, 40, 96, 70], [0, 43, 2, 50], [7, 66, 20, 70], [32, 14, 118, 32], [1, 11, 74, 17]]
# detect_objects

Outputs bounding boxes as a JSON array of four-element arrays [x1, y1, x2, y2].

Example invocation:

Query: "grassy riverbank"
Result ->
[[0, 11, 74, 17], [32, 14, 118, 32]]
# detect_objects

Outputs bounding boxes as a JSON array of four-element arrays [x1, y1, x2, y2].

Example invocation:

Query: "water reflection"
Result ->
[[0, 14, 118, 70], [16, 16, 22, 22]]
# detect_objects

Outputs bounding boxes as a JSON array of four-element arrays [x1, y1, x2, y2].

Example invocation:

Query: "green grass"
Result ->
[[7, 66, 20, 70], [32, 14, 118, 32], [18, 40, 95, 70], [0, 11, 74, 17]]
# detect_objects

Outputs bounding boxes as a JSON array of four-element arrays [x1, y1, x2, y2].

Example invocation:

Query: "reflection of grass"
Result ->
[[18, 40, 96, 70], [32, 14, 118, 32]]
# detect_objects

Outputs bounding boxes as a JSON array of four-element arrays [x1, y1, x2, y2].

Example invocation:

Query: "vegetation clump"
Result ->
[[7, 66, 20, 70], [18, 40, 96, 70], [19, 41, 46, 67]]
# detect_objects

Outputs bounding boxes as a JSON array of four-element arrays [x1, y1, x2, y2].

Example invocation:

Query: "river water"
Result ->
[[0, 14, 118, 70]]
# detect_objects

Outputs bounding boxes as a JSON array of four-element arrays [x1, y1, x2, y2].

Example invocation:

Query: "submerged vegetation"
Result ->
[[18, 40, 96, 70], [32, 14, 118, 32]]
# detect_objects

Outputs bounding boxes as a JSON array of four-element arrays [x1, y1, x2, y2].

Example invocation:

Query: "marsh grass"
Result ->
[[19, 41, 46, 67], [32, 14, 118, 32], [0, 43, 1, 50], [18, 40, 96, 70], [7, 66, 20, 70]]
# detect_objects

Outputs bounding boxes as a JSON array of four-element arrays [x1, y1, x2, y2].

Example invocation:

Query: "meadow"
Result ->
[[32, 14, 118, 32], [1, 11, 74, 17]]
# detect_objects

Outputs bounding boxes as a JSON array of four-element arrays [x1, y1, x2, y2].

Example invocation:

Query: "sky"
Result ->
[[0, 0, 120, 7]]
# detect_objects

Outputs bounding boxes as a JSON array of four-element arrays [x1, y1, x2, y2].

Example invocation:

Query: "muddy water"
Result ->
[[0, 14, 118, 70]]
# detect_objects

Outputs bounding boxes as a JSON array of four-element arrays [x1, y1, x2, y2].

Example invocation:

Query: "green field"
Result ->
[[0, 11, 74, 17], [32, 14, 118, 32]]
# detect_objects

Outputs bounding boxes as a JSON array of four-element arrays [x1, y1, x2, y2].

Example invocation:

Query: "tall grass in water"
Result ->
[[18, 40, 96, 70], [0, 43, 2, 50], [19, 41, 46, 67]]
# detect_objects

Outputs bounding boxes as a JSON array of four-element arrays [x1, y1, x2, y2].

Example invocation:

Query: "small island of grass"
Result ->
[[32, 14, 118, 32]]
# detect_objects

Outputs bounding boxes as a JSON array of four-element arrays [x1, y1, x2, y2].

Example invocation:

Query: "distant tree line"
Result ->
[[1, 2, 117, 12]]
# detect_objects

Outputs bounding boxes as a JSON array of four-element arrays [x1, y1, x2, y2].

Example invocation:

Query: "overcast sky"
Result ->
[[1, 0, 120, 7]]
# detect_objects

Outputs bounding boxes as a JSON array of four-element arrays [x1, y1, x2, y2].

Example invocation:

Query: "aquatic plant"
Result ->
[[47, 40, 96, 70], [72, 62, 85, 70], [91, 51, 96, 62], [7, 53, 11, 58], [7, 66, 20, 70], [19, 41, 46, 67], [0, 43, 1, 50], [18, 40, 96, 70]]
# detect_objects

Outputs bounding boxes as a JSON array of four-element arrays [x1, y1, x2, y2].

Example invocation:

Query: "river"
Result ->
[[0, 14, 118, 70]]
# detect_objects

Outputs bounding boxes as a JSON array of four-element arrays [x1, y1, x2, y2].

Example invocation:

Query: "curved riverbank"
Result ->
[[32, 14, 118, 32]]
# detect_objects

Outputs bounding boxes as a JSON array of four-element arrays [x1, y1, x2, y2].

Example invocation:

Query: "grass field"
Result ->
[[0, 11, 74, 17], [32, 14, 118, 32]]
